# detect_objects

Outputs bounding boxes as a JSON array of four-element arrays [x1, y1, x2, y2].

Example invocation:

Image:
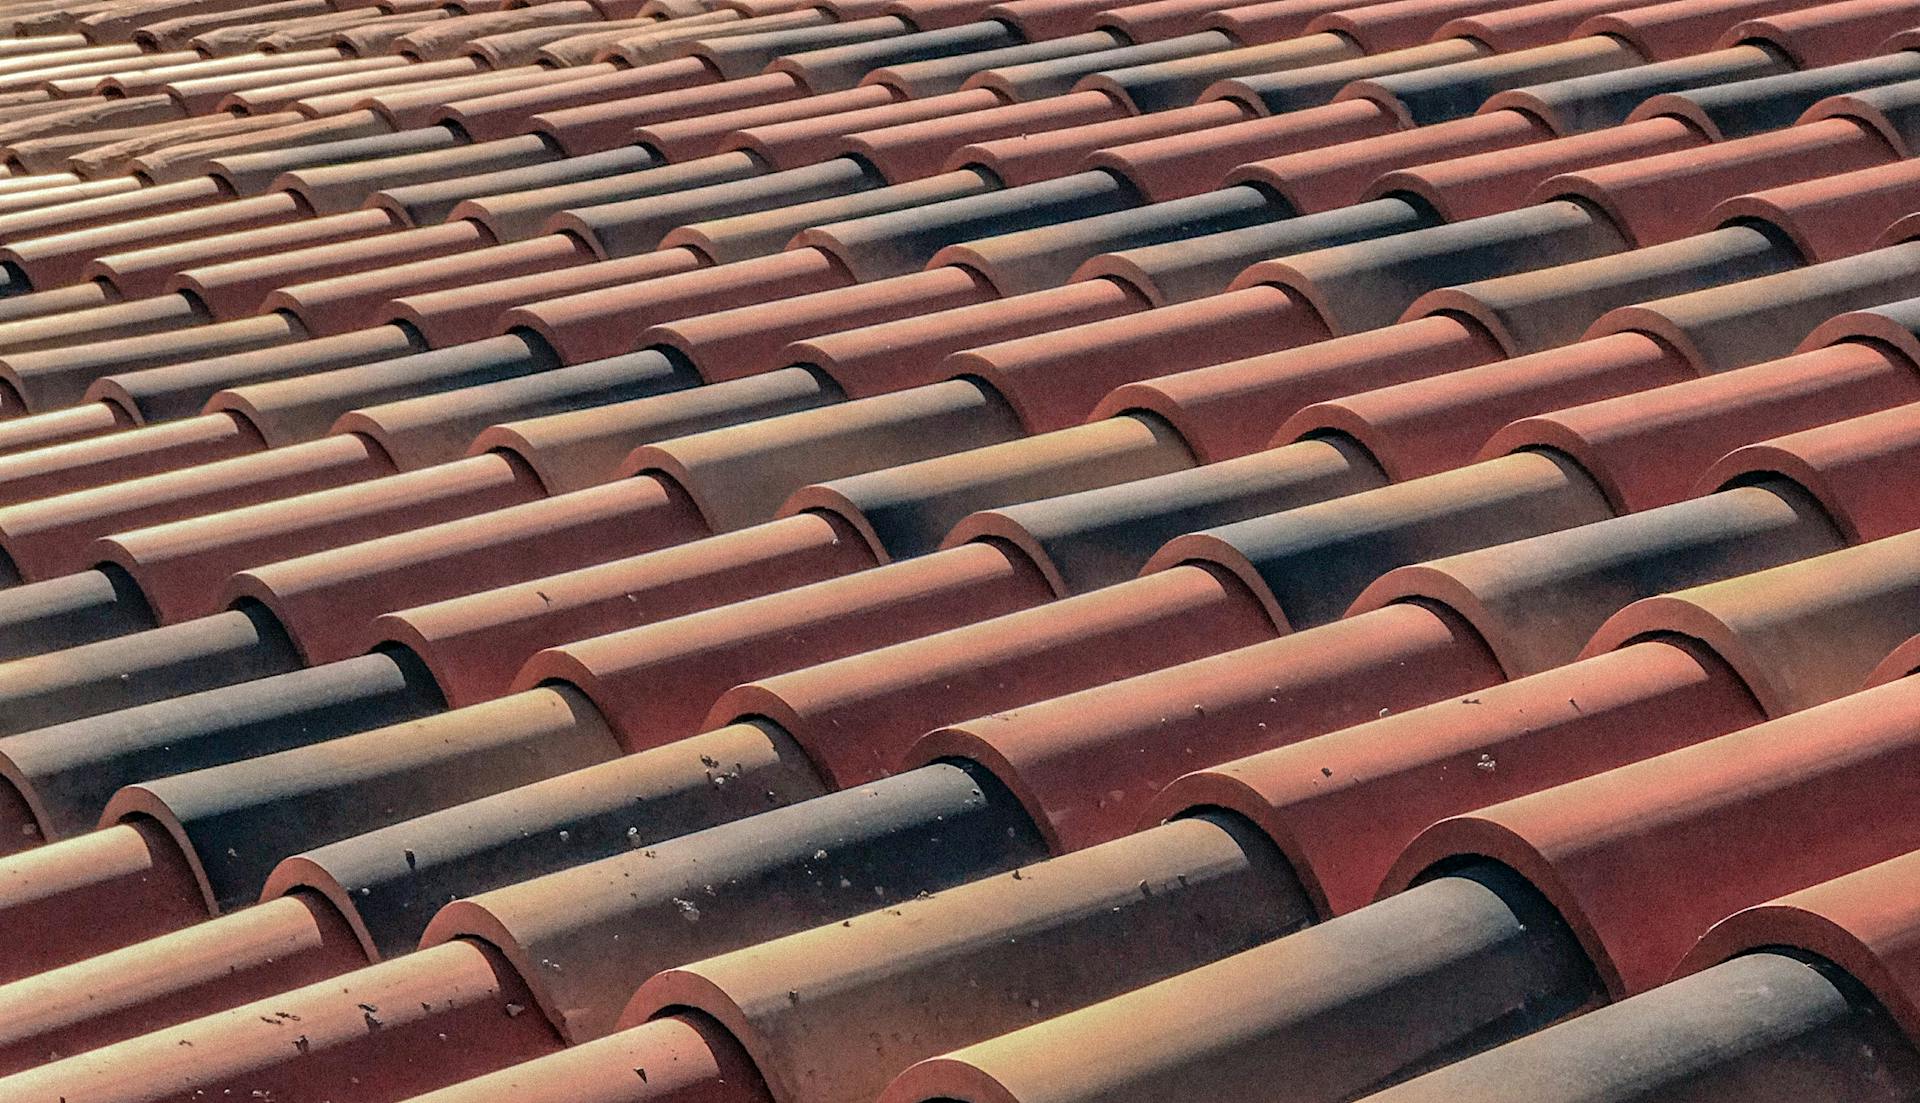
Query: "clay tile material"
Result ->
[[530, 73, 809, 158], [88, 207, 403, 299], [626, 814, 1303, 1103], [171, 220, 494, 322], [1718, 0, 1920, 68], [269, 235, 596, 338], [1581, 530, 1920, 715], [947, 437, 1381, 598], [644, 267, 995, 379], [2, 313, 307, 415], [106, 451, 547, 625], [397, 1014, 772, 1103], [776, 21, 1021, 94], [1098, 0, 1286, 42], [1152, 450, 1616, 630], [380, 510, 867, 713], [967, 33, 1229, 104], [1085, 100, 1398, 203], [733, 88, 1004, 170], [0, 434, 389, 582], [92, 323, 424, 427], [6, 648, 436, 855], [790, 278, 1142, 398], [1484, 45, 1790, 136], [1234, 199, 1630, 336], [1094, 313, 1501, 463], [0, 411, 264, 510], [1149, 637, 1765, 920], [1803, 74, 1920, 159], [1383, 672, 1920, 998], [522, 540, 1050, 750], [1549, 119, 1903, 247], [785, 413, 1193, 562], [916, 599, 1501, 853], [420, 760, 1044, 1043], [1080, 34, 1360, 115], [506, 249, 852, 365], [1351, 480, 1845, 679], [431, 60, 704, 143], [1307, 0, 1510, 53], [1643, 53, 1920, 144], [1434, 0, 1654, 52], [0, 891, 363, 1077], [233, 473, 702, 666], [373, 144, 660, 230], [1700, 401, 1920, 544], [960, 101, 1254, 187], [1281, 332, 1692, 481], [473, 368, 842, 503], [629, 378, 1025, 533], [556, 159, 883, 263], [1587, 241, 1920, 373], [274, 134, 561, 219], [0, 939, 564, 1103], [1208, 38, 1489, 119], [710, 563, 1273, 788], [0, 820, 205, 985], [1486, 341, 1920, 512], [1346, 37, 1647, 129], [1678, 848, 1920, 1046], [1082, 193, 1435, 305], [392, 248, 705, 350], [636, 84, 899, 162], [1576, 0, 1812, 60], [846, 92, 1129, 182], [1239, 109, 1553, 214], [1409, 221, 1798, 357], [1712, 158, 1920, 263], [870, 32, 1117, 99], [933, 184, 1285, 297]]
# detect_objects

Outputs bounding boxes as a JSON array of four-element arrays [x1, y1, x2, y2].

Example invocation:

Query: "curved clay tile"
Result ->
[[1697, 400, 1920, 543], [522, 539, 1051, 747], [100, 450, 544, 622], [270, 234, 594, 337], [1347, 36, 1646, 129], [1407, 222, 1796, 359], [791, 277, 1141, 396], [877, 864, 1596, 1103], [945, 284, 1316, 430], [382, 510, 869, 704], [1383, 671, 1920, 998], [1369, 116, 1708, 222], [371, 143, 660, 229], [1375, 950, 1920, 1100], [0, 433, 390, 581], [270, 718, 828, 958], [931, 185, 1284, 296], [420, 760, 1046, 1042], [1582, 528, 1920, 715], [1082, 34, 1360, 116], [708, 561, 1272, 787], [1148, 637, 1762, 917], [870, 33, 1113, 98], [1104, 313, 1505, 462], [641, 265, 994, 377], [627, 813, 1304, 1103], [1484, 340, 1920, 511], [1147, 448, 1615, 628], [1080, 195, 1432, 304], [914, 599, 1499, 851], [949, 436, 1387, 592], [85, 207, 403, 299], [230, 473, 703, 664], [661, 170, 997, 268], [958, 100, 1253, 186], [782, 412, 1192, 559], [1206, 39, 1489, 119]]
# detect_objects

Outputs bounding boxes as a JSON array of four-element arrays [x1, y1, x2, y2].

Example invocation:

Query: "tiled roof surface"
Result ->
[[0, 0, 1915, 1099]]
